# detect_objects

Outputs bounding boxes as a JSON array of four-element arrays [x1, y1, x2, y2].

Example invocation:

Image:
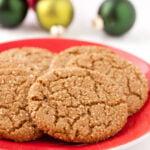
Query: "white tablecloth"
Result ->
[[0, 0, 150, 149]]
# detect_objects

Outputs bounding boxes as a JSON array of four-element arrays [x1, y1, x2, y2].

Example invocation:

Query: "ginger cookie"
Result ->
[[67, 53, 148, 116], [50, 46, 114, 69], [28, 68, 128, 143], [0, 69, 42, 142], [0, 47, 55, 75]]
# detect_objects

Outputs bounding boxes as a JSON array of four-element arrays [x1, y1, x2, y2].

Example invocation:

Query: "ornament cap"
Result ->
[[50, 25, 66, 37], [92, 15, 104, 30]]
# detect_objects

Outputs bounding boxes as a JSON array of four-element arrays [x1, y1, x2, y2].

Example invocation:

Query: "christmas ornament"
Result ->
[[35, 0, 74, 36], [27, 0, 37, 9], [0, 0, 28, 28], [93, 0, 136, 36]]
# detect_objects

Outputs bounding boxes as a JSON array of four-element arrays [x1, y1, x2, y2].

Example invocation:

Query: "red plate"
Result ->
[[0, 38, 150, 150]]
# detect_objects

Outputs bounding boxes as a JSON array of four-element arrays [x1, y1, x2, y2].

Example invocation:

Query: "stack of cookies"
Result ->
[[0, 46, 148, 143]]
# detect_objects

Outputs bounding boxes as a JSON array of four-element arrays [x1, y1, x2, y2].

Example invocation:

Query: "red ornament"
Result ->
[[27, 0, 38, 9]]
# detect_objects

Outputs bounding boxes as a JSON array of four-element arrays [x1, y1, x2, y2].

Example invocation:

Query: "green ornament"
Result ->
[[0, 0, 28, 28], [98, 0, 136, 36]]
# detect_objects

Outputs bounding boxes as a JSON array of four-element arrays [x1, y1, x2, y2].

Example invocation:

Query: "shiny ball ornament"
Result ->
[[0, 0, 28, 28], [94, 0, 136, 36], [27, 0, 37, 9], [36, 0, 74, 36]]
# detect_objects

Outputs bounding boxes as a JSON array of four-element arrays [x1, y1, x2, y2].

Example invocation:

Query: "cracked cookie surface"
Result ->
[[50, 46, 114, 69], [28, 68, 128, 143], [0, 69, 42, 142], [67, 53, 148, 115], [0, 47, 55, 76]]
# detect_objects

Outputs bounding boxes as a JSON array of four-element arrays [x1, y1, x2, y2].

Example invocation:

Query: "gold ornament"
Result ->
[[36, 0, 74, 36]]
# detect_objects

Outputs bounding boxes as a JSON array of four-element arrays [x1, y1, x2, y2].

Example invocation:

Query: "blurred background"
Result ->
[[0, 0, 150, 149]]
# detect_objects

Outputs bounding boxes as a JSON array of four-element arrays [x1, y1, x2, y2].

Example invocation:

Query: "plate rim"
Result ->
[[112, 132, 150, 150], [0, 37, 149, 66]]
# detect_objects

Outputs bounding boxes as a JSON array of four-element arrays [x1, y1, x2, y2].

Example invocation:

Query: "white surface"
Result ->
[[0, 0, 150, 149]]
